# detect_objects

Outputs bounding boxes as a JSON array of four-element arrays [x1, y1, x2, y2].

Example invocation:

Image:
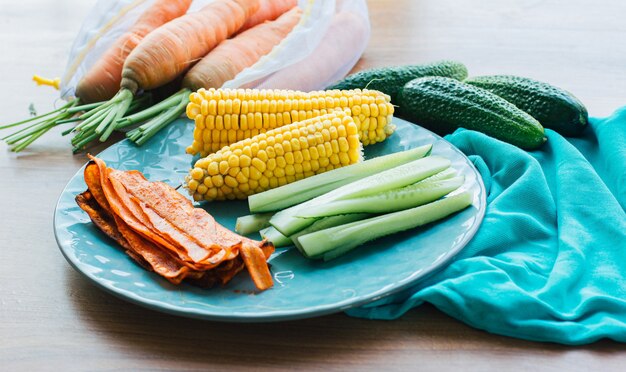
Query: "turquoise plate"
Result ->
[[54, 117, 486, 322]]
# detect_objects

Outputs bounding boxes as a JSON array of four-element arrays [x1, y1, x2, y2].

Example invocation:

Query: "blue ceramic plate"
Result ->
[[54, 117, 486, 322]]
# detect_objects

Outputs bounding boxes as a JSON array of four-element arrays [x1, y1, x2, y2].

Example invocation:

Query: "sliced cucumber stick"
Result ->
[[296, 174, 464, 218], [295, 191, 473, 260], [270, 155, 451, 236], [259, 227, 292, 247], [248, 144, 432, 213], [235, 213, 274, 235], [261, 213, 370, 248]]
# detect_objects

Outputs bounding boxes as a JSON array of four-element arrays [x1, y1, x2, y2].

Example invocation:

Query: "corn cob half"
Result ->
[[185, 88, 395, 157], [187, 110, 362, 201]]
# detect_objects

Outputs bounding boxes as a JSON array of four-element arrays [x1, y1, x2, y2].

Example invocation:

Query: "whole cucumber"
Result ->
[[399, 76, 546, 150], [326, 60, 468, 111], [465, 75, 588, 136]]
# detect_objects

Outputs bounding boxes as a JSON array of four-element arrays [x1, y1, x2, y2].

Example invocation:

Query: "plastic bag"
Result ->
[[59, 0, 216, 100], [226, 0, 371, 91], [60, 0, 370, 99]]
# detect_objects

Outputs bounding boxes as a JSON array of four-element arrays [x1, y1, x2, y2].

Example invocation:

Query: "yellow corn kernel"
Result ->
[[196, 183, 208, 195], [187, 111, 363, 200], [185, 89, 394, 156], [187, 179, 199, 191], [211, 175, 224, 188]]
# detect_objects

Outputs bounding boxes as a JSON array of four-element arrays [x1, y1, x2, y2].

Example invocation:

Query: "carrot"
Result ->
[[183, 7, 302, 92], [238, 0, 298, 33], [68, 0, 260, 149], [76, 0, 194, 104], [0, 0, 192, 152], [122, 5, 301, 146], [120, 0, 260, 95], [258, 12, 369, 91]]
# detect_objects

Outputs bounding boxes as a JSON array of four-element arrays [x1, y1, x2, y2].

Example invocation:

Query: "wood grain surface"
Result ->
[[1, 0, 625, 371]]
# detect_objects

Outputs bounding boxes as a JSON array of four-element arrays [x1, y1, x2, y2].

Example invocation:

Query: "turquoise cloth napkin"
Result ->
[[346, 107, 626, 345]]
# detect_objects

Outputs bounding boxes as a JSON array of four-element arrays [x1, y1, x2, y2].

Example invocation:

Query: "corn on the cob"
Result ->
[[186, 110, 363, 201], [185, 88, 395, 157]]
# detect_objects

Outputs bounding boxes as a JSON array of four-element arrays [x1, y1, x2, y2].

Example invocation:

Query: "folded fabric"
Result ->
[[346, 107, 626, 345]]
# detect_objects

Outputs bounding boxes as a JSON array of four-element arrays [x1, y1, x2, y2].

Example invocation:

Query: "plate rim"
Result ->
[[53, 119, 487, 322]]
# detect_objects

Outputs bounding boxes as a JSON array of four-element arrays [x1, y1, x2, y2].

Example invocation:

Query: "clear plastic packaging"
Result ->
[[61, 0, 370, 99]]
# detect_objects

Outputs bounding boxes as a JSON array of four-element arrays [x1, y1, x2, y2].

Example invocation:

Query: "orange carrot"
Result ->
[[120, 0, 260, 94], [258, 12, 369, 91], [72, 0, 260, 146], [183, 7, 302, 91], [0, 0, 193, 152], [238, 0, 298, 32], [123, 2, 300, 146], [76, 0, 193, 103]]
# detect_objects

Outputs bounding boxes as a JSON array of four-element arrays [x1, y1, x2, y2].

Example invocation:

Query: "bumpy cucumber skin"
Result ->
[[465, 75, 588, 136], [326, 60, 468, 109], [400, 77, 546, 150]]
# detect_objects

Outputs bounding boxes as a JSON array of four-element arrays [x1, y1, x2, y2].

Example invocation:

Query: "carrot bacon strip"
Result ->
[[108, 170, 214, 263], [113, 215, 191, 284], [79, 156, 274, 290], [240, 243, 274, 290], [75, 190, 131, 251], [89, 156, 192, 261], [108, 169, 250, 264], [80, 164, 196, 283]]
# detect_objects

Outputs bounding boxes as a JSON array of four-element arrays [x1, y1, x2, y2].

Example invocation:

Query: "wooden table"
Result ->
[[1, 0, 625, 370]]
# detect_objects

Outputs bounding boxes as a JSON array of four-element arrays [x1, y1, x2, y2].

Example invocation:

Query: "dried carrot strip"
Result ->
[[239, 243, 274, 290], [82, 155, 274, 290], [113, 214, 191, 284], [83, 162, 112, 215], [75, 190, 130, 251]]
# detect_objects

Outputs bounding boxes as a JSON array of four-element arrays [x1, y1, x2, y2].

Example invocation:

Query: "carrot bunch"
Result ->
[[1, 0, 299, 152], [0, 0, 193, 152], [123, 3, 301, 146], [69, 0, 262, 148]]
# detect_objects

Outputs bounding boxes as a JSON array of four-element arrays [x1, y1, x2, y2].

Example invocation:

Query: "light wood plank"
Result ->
[[1, 0, 625, 370]]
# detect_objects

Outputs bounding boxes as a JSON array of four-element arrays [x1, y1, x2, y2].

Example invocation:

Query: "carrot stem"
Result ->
[[56, 117, 82, 125], [74, 108, 109, 132], [118, 89, 187, 128], [72, 131, 99, 152], [2, 120, 45, 141], [99, 96, 132, 142], [67, 100, 106, 114], [11, 124, 54, 152], [129, 94, 188, 146], [0, 100, 75, 130], [95, 106, 120, 135], [4, 119, 55, 144]]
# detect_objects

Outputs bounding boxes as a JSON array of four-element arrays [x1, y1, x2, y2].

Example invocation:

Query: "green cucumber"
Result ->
[[399, 77, 546, 150], [259, 226, 292, 248], [465, 75, 588, 136], [295, 191, 473, 260], [248, 144, 432, 213], [326, 60, 468, 110], [269, 155, 451, 236], [261, 213, 370, 249], [235, 213, 273, 235], [296, 172, 464, 218]]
